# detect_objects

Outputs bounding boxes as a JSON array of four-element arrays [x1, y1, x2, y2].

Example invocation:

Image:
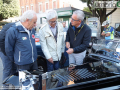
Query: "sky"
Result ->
[[66, 0, 87, 10]]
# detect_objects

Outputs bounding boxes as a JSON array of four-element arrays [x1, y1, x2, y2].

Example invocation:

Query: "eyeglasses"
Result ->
[[49, 21, 57, 24], [71, 17, 80, 22]]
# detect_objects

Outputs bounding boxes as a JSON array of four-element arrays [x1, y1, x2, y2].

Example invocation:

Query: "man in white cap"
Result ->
[[101, 20, 114, 42]]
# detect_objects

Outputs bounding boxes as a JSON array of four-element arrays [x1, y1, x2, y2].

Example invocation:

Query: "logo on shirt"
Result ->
[[32, 34, 35, 39], [22, 37, 27, 40]]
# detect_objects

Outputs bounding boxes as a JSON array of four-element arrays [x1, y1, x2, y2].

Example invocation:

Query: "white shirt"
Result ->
[[49, 24, 57, 36]]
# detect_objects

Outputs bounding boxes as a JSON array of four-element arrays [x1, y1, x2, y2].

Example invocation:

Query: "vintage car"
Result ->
[[3, 39, 120, 90], [40, 39, 120, 90]]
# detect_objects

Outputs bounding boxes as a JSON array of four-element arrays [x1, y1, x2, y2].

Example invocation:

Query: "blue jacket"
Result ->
[[5, 24, 37, 65], [66, 21, 91, 53]]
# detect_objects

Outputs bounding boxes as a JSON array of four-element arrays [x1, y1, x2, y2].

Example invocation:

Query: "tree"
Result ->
[[83, 7, 92, 14], [0, 0, 20, 21], [81, 0, 118, 32]]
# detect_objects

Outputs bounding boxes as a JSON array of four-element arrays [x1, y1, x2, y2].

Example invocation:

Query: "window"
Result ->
[[39, 3, 42, 13], [26, 6, 29, 11], [115, 23, 120, 28], [39, 5, 42, 11], [52, 0, 56, 9], [63, 2, 64, 8], [21, 7, 24, 14], [26, 0, 27, 3], [46, 3, 48, 10], [45, 2, 49, 10], [31, 5, 33, 10], [53, 1, 56, 9]]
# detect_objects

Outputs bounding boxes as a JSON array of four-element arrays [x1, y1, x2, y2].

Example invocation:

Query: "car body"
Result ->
[[35, 33, 45, 57]]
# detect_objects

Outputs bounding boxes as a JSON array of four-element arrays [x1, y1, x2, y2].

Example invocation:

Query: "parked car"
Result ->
[[35, 33, 45, 57], [86, 17, 101, 42]]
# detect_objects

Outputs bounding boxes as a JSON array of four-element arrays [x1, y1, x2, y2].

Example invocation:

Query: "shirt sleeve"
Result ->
[[109, 26, 114, 34], [103, 28, 105, 32]]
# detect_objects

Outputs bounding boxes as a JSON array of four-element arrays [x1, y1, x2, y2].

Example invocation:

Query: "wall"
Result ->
[[107, 8, 120, 28]]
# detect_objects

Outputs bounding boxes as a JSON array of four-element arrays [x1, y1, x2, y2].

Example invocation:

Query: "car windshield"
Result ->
[[92, 39, 120, 60]]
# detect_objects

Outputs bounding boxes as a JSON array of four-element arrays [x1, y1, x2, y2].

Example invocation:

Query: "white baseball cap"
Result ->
[[102, 20, 109, 26]]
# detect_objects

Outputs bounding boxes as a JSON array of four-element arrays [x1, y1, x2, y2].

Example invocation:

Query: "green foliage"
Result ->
[[3, 0, 11, 4], [83, 7, 92, 14], [0, 0, 20, 21], [80, 0, 117, 32]]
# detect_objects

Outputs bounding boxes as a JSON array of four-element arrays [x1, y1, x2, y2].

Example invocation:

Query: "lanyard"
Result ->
[[51, 26, 58, 42], [74, 25, 84, 41]]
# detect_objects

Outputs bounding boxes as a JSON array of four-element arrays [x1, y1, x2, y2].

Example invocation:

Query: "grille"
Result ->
[[52, 68, 97, 83]]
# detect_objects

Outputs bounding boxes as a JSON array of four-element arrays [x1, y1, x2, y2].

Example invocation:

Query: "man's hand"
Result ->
[[105, 33, 110, 37], [66, 42, 70, 48], [66, 48, 74, 54], [48, 57, 54, 64], [101, 32, 106, 36], [68, 66, 75, 71]]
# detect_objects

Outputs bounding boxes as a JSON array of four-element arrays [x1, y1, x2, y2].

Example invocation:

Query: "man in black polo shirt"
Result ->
[[66, 10, 91, 66]]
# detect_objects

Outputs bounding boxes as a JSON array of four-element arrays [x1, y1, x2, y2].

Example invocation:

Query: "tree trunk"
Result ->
[[0, 14, 3, 21], [92, 10, 96, 17], [100, 17, 106, 33], [99, 8, 106, 33]]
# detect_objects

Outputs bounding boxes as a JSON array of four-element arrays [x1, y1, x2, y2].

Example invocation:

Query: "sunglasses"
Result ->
[[71, 17, 80, 22], [49, 21, 57, 24]]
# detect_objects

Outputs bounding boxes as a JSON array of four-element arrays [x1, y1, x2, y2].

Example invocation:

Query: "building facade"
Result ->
[[19, 0, 72, 28], [19, 0, 71, 15], [107, 8, 120, 28]]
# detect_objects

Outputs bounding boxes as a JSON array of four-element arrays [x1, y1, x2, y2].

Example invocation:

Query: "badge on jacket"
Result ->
[[22, 37, 27, 40], [32, 34, 35, 39]]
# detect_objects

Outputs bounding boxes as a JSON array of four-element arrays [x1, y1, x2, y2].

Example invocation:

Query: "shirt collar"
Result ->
[[49, 23, 57, 28], [15, 21, 30, 33], [77, 23, 81, 28], [107, 25, 110, 28]]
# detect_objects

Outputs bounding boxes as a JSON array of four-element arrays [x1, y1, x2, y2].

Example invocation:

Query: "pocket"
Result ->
[[59, 32, 64, 39], [45, 34, 51, 38], [45, 34, 52, 40]]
